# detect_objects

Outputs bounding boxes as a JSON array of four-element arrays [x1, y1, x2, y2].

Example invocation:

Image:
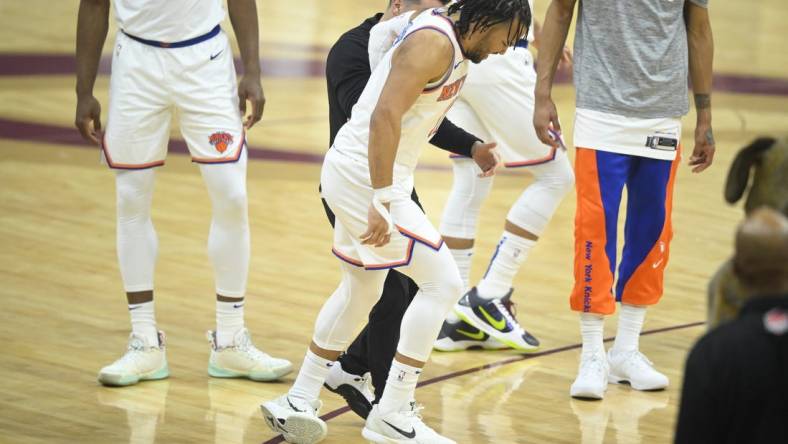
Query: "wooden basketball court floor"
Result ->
[[0, 1, 786, 443]]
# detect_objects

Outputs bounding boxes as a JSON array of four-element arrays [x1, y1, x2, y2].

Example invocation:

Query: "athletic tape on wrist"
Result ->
[[373, 186, 395, 203], [372, 187, 395, 234]]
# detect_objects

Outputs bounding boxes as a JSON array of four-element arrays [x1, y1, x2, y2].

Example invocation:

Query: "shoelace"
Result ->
[[404, 403, 447, 438], [622, 350, 656, 371], [112, 338, 151, 368], [501, 298, 518, 318], [404, 402, 425, 420], [493, 299, 524, 333], [232, 332, 276, 363], [580, 354, 607, 377], [353, 373, 374, 397]]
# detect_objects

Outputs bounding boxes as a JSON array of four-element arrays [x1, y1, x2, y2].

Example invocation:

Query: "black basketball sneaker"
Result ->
[[323, 361, 375, 419], [454, 287, 540, 352], [433, 318, 509, 351]]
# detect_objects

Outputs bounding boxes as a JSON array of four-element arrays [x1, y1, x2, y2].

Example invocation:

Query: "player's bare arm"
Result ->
[[74, 0, 110, 144], [228, 0, 264, 129], [686, 2, 715, 173], [360, 30, 454, 247], [531, 20, 572, 69], [533, 0, 577, 148]]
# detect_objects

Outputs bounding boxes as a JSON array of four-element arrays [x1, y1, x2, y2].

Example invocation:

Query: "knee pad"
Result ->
[[439, 158, 494, 239], [215, 189, 248, 222], [116, 170, 155, 220], [541, 154, 575, 195], [507, 156, 574, 236]]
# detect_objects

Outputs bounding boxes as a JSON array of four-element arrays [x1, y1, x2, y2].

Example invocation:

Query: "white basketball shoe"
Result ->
[[261, 394, 326, 444], [207, 328, 293, 381], [362, 402, 456, 444], [323, 361, 375, 419], [607, 348, 669, 391], [98, 331, 169, 387], [570, 351, 609, 400]]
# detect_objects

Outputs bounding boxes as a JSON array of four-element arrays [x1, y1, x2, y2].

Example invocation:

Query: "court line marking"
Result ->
[[261, 320, 705, 444], [0, 117, 474, 174], [3, 52, 788, 96]]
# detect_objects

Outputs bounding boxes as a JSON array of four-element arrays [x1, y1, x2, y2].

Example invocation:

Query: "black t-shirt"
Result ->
[[675, 295, 788, 444], [325, 14, 478, 155]]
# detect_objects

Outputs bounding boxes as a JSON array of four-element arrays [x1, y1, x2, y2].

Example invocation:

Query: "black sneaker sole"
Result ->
[[323, 382, 372, 419]]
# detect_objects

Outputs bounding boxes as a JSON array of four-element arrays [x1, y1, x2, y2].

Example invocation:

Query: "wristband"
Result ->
[[373, 186, 395, 203], [372, 193, 395, 234]]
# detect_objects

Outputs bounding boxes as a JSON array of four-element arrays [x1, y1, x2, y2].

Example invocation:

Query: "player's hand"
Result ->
[[471, 141, 501, 178], [238, 74, 265, 129], [689, 120, 715, 173], [75, 95, 102, 145], [533, 95, 562, 149], [361, 202, 391, 247]]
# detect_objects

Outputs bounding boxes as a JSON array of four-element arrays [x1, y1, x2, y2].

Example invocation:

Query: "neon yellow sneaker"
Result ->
[[433, 320, 508, 352], [454, 288, 540, 352]]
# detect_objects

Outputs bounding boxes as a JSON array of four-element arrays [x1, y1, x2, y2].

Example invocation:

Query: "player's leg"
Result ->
[[440, 97, 494, 289], [446, 50, 575, 352], [262, 263, 388, 443], [98, 168, 170, 387], [318, 187, 377, 410], [170, 29, 291, 381], [436, 97, 505, 352], [98, 33, 172, 387], [327, 189, 423, 418], [363, 243, 463, 444], [569, 148, 631, 400], [476, 150, 575, 297], [607, 154, 679, 391], [196, 151, 293, 381], [456, 150, 575, 351]]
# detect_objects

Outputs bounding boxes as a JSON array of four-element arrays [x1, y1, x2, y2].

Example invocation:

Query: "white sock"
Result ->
[[580, 313, 605, 359], [289, 350, 334, 402], [216, 299, 245, 347], [129, 301, 158, 345], [612, 304, 646, 354], [449, 246, 474, 290], [378, 359, 422, 415], [476, 231, 536, 299], [445, 309, 461, 324]]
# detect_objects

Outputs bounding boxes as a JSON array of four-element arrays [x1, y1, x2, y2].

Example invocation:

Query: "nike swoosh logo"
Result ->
[[128, 306, 142, 311], [479, 306, 507, 331], [383, 420, 416, 439], [210, 50, 224, 60], [652, 259, 664, 269], [286, 397, 305, 413], [233, 303, 244, 308], [456, 328, 485, 340]]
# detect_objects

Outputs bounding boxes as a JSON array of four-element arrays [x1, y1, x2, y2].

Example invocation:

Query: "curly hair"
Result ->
[[447, 0, 532, 40]]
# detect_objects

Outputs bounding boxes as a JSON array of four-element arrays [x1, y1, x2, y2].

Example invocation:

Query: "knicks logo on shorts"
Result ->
[[209, 132, 234, 154], [437, 75, 466, 102]]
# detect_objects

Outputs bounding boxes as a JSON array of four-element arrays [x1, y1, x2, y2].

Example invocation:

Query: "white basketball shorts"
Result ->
[[102, 29, 244, 169], [448, 46, 557, 168], [320, 149, 444, 270]]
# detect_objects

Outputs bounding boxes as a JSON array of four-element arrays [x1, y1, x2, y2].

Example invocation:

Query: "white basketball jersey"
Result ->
[[332, 8, 469, 183], [112, 0, 225, 42]]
